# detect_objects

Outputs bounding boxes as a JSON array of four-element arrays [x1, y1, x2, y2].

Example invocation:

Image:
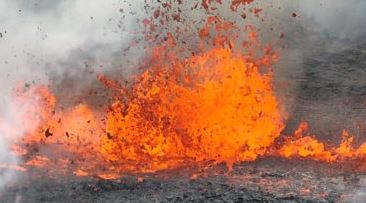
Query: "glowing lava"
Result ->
[[100, 45, 284, 171], [278, 122, 366, 162], [9, 33, 283, 173]]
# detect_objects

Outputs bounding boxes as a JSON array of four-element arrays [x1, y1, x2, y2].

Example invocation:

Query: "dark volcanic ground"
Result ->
[[284, 37, 366, 145], [2, 158, 366, 203], [2, 37, 366, 203]]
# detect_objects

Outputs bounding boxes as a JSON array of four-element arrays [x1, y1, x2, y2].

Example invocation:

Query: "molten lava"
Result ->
[[9, 33, 284, 173], [278, 122, 366, 162], [100, 45, 284, 171]]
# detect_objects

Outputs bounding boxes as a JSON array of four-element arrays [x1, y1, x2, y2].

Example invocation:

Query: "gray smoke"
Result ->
[[299, 0, 366, 39]]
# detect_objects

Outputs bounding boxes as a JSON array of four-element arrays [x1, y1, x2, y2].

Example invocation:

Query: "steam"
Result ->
[[298, 0, 366, 39], [0, 94, 35, 189], [0, 0, 148, 190], [0, 125, 17, 189]]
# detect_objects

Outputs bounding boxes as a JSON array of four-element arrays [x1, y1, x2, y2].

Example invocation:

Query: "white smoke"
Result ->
[[298, 0, 366, 39], [0, 95, 34, 189]]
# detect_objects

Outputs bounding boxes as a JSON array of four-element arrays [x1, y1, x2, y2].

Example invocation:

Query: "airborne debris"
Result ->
[[45, 128, 53, 138], [106, 132, 113, 140]]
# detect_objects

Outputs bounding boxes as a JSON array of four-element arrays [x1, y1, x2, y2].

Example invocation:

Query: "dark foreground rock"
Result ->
[[2, 157, 365, 203]]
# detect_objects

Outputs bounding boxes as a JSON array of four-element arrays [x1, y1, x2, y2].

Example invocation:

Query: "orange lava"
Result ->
[[0, 164, 27, 172], [278, 122, 366, 162], [24, 156, 50, 168], [8, 38, 283, 173], [3, 18, 290, 173], [7, 27, 366, 176], [100, 45, 283, 171]]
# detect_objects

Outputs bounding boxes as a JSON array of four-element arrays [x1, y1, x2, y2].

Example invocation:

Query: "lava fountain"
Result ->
[[7, 16, 284, 174]]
